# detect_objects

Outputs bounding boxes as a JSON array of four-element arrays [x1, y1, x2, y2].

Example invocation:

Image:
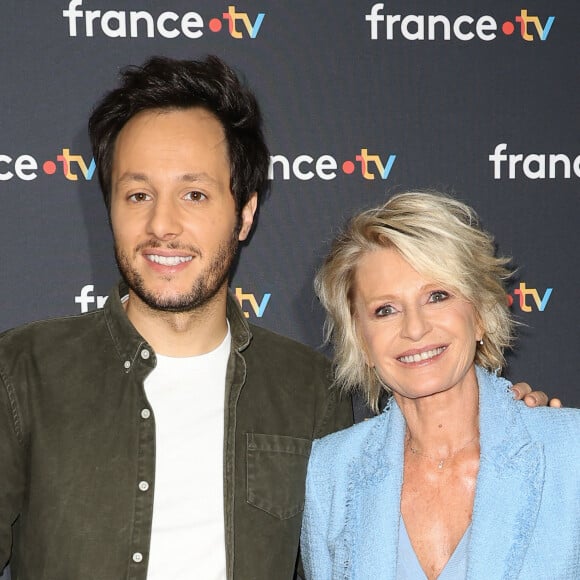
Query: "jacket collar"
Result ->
[[336, 367, 544, 579], [103, 281, 253, 372], [335, 400, 406, 578], [225, 290, 252, 353], [103, 281, 150, 372], [467, 368, 545, 579]]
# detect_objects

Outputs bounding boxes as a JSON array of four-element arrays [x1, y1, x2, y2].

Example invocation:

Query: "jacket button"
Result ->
[[132, 552, 143, 563], [141, 349, 150, 360], [141, 408, 151, 419], [138, 481, 149, 492]]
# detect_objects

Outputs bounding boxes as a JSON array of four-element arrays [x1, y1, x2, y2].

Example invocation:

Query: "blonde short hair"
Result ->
[[315, 191, 515, 412]]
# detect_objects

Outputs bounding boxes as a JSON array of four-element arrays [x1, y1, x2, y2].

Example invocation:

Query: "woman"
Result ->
[[301, 191, 579, 579]]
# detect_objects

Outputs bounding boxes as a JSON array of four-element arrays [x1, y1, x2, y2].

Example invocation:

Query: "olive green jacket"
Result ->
[[0, 282, 353, 579]]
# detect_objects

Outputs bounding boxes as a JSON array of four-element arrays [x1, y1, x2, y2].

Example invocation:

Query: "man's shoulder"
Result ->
[[232, 323, 353, 435], [0, 309, 106, 353], [246, 323, 330, 368]]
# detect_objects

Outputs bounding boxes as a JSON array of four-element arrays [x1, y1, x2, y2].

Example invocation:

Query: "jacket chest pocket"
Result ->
[[246, 433, 312, 520]]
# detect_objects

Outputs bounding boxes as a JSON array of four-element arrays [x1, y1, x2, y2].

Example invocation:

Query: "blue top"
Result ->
[[301, 367, 580, 579], [397, 516, 471, 580]]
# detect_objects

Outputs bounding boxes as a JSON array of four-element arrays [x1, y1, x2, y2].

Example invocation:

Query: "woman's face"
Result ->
[[353, 247, 482, 400]]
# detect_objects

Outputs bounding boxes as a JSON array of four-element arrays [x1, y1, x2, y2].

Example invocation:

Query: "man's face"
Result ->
[[110, 107, 256, 313]]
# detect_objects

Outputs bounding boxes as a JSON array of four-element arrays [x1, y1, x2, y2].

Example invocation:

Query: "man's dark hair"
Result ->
[[88, 55, 270, 213]]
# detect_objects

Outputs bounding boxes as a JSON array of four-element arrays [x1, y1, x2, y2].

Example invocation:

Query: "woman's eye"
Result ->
[[375, 305, 396, 317], [429, 290, 449, 303]]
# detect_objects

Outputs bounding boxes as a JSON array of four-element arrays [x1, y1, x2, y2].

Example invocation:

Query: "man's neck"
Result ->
[[124, 288, 229, 357]]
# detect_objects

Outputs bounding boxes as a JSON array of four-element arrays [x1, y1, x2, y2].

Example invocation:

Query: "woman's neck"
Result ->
[[393, 367, 480, 457]]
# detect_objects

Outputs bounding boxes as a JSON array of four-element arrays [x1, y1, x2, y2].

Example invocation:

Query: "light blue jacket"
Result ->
[[301, 367, 580, 579]]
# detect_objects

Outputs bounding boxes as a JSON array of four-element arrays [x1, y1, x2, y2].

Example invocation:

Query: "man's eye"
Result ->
[[185, 191, 206, 202], [128, 192, 150, 202], [375, 305, 396, 317], [429, 291, 449, 303]]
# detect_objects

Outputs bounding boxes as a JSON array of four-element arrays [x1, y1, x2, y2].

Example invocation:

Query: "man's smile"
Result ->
[[145, 254, 194, 266]]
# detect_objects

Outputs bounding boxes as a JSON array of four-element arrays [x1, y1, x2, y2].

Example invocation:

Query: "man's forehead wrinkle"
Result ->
[[116, 171, 149, 184], [178, 172, 220, 186], [115, 171, 220, 186]]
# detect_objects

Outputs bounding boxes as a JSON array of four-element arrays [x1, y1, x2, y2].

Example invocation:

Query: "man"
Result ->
[[0, 56, 551, 580]]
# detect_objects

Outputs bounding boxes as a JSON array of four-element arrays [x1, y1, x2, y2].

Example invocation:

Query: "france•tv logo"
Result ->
[[63, 1, 265, 39], [1, 147, 397, 183], [269, 148, 397, 181], [75, 285, 271, 318], [507, 283, 553, 312], [366, 4, 555, 42], [0, 148, 95, 182], [489, 144, 580, 180], [234, 287, 271, 318]]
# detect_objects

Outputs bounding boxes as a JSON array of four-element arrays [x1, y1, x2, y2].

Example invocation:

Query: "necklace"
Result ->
[[407, 434, 478, 470]]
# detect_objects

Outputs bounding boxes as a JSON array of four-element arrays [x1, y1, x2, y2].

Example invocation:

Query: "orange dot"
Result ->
[[342, 160, 355, 174], [43, 160, 56, 175], [502, 21, 515, 35], [209, 18, 222, 32]]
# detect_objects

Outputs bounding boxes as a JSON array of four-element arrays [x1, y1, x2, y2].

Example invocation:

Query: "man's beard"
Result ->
[[115, 229, 239, 314]]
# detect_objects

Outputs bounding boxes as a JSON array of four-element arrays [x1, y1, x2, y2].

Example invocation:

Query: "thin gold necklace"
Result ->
[[406, 434, 478, 470]]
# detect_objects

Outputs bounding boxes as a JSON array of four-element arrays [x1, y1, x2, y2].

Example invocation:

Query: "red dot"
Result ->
[[209, 18, 222, 32], [502, 21, 515, 35], [43, 160, 56, 175], [342, 160, 355, 174]]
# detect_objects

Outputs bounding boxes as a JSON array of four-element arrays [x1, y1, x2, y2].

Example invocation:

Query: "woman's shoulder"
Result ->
[[309, 411, 390, 473], [478, 366, 580, 444], [519, 404, 580, 444]]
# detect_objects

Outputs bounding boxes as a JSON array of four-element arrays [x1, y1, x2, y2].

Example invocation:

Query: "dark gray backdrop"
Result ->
[[0, 1, 578, 398], [0, 0, 578, 577]]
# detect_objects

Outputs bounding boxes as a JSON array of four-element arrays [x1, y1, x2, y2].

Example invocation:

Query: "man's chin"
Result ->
[[128, 284, 224, 314], [117, 248, 234, 315], [139, 294, 201, 313]]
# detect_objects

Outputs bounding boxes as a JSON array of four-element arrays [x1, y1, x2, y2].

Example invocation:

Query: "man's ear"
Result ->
[[238, 192, 258, 241]]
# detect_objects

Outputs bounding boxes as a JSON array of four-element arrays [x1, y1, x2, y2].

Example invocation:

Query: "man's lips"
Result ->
[[138, 242, 200, 268], [397, 346, 447, 364], [144, 254, 193, 266]]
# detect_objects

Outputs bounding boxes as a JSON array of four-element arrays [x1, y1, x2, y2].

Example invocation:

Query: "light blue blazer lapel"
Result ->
[[334, 399, 406, 580], [467, 368, 545, 580]]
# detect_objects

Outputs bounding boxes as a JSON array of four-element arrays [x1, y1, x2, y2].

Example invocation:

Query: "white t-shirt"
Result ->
[[144, 328, 230, 579]]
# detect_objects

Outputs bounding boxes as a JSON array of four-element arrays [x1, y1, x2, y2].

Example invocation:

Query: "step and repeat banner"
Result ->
[[0, 0, 578, 419]]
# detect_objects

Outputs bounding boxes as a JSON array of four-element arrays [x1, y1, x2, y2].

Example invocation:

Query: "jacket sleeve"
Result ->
[[313, 358, 353, 440], [300, 439, 334, 580], [0, 370, 26, 570], [297, 360, 352, 578]]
